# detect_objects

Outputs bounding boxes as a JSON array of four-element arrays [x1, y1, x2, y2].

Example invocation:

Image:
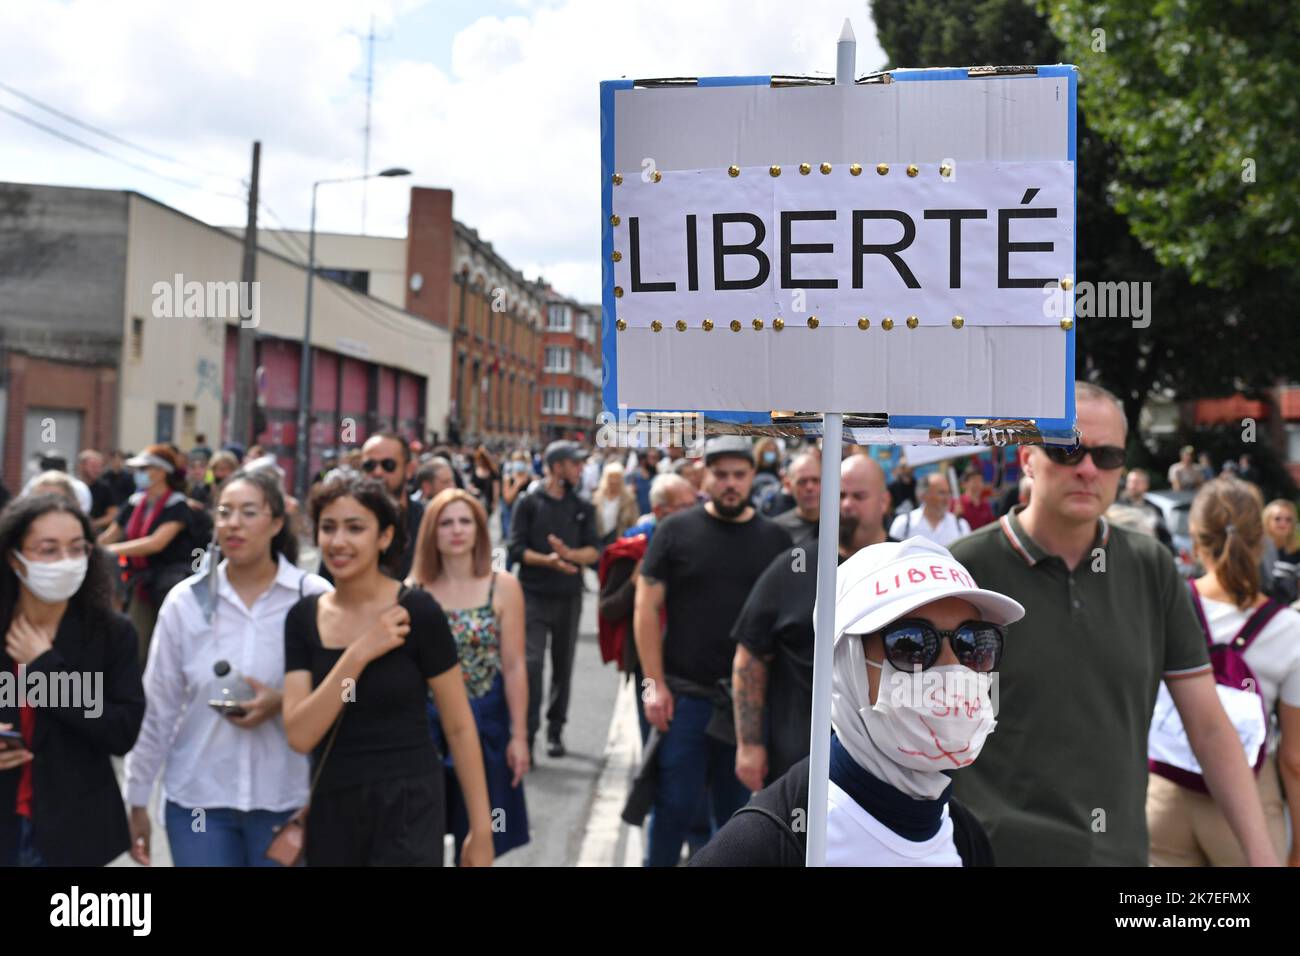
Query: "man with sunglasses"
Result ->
[[693, 537, 1023, 867], [947, 381, 1279, 866]]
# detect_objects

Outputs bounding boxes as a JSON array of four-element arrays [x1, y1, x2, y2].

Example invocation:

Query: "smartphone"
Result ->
[[208, 699, 248, 718], [0, 729, 27, 752]]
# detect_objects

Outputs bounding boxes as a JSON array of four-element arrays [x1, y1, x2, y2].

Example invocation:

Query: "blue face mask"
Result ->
[[134, 471, 151, 490]]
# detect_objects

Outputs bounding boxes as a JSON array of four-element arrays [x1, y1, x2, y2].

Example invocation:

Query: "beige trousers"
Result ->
[[1146, 754, 1288, 866]]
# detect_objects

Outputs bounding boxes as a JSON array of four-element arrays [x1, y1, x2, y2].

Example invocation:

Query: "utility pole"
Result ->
[[232, 140, 260, 449], [361, 14, 375, 234]]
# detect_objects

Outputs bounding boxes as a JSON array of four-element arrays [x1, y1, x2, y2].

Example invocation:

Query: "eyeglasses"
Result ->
[[1042, 444, 1126, 470], [877, 618, 1004, 673], [361, 458, 399, 475], [24, 541, 92, 561], [215, 505, 270, 524]]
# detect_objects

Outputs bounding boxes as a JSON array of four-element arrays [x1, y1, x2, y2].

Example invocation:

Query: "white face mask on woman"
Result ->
[[861, 658, 997, 772], [13, 551, 88, 603]]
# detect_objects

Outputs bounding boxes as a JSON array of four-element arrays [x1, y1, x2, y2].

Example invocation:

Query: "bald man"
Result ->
[[731, 454, 895, 790], [770, 453, 821, 546]]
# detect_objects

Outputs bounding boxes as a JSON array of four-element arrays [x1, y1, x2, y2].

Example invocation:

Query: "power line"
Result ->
[[0, 78, 243, 185], [255, 204, 440, 341], [0, 102, 247, 204]]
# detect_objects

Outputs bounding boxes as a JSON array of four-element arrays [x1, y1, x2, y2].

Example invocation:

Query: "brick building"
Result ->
[[539, 288, 601, 443]]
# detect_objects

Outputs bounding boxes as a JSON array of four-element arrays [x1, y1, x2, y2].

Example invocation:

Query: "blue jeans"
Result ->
[[164, 801, 298, 867], [645, 694, 750, 867], [5, 816, 45, 867]]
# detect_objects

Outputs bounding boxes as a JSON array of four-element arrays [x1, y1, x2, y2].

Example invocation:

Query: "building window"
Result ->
[[181, 404, 197, 449], [542, 388, 569, 415], [547, 305, 572, 332], [317, 268, 370, 294], [544, 347, 571, 373], [130, 317, 144, 360], [156, 403, 175, 444]]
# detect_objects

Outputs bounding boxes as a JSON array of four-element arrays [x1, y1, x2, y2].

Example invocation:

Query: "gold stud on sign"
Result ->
[[807, 316, 819, 329], [799, 163, 811, 175], [881, 317, 894, 331], [611, 251, 622, 263], [849, 163, 862, 176], [1060, 277, 1073, 291], [675, 319, 687, 332], [752, 318, 764, 330], [906, 315, 919, 329], [651, 170, 662, 183], [820, 162, 832, 174], [610, 214, 620, 227], [728, 165, 740, 178], [614, 286, 623, 298], [857, 317, 870, 330], [951, 315, 964, 329], [876, 163, 889, 175], [615, 319, 627, 332], [613, 173, 623, 186], [939, 164, 953, 178], [906, 165, 919, 178], [650, 320, 662, 333], [729, 320, 742, 332], [772, 317, 785, 331], [702, 319, 714, 331], [1060, 317, 1074, 331], [769, 165, 781, 177]]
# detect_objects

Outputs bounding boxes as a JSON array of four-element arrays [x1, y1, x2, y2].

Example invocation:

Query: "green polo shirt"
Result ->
[[948, 508, 1211, 866]]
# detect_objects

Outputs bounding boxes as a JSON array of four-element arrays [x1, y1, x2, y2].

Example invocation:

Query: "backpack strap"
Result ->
[[1233, 598, 1286, 652]]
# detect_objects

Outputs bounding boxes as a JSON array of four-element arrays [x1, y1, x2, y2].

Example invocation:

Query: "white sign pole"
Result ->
[[805, 18, 854, 869]]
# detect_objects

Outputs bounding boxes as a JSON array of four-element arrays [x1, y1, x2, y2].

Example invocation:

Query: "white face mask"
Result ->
[[14, 551, 89, 603], [861, 659, 997, 773]]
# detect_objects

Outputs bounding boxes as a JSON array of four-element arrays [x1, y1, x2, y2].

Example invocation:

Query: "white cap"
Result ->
[[834, 537, 1024, 644]]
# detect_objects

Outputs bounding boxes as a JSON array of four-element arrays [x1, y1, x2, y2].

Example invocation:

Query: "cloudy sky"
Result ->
[[0, 0, 886, 303]]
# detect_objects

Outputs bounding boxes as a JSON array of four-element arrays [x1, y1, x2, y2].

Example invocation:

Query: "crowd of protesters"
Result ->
[[3, 389, 1300, 867]]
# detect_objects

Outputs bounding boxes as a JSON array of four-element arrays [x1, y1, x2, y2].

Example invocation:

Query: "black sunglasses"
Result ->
[[876, 618, 1004, 673], [361, 457, 399, 475], [1042, 443, 1125, 470]]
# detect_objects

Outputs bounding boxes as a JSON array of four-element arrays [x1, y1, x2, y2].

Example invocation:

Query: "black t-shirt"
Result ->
[[470, 471, 496, 512], [507, 486, 598, 596], [640, 505, 792, 689], [731, 545, 843, 780], [115, 493, 199, 568], [772, 508, 817, 547], [88, 478, 117, 519], [283, 588, 459, 794], [888, 477, 916, 510]]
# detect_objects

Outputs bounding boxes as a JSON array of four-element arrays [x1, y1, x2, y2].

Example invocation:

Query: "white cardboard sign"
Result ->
[[600, 68, 1079, 436]]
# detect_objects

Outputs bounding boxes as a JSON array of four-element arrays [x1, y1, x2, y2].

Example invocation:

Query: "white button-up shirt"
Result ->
[[125, 554, 332, 812]]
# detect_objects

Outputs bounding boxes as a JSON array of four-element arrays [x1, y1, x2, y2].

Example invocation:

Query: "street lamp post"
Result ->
[[295, 166, 410, 499]]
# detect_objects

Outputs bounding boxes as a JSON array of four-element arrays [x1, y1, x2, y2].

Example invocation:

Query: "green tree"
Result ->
[[1048, 1, 1300, 289], [869, 0, 1300, 438]]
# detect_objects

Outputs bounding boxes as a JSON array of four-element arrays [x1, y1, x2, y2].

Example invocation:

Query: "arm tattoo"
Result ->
[[734, 652, 769, 746]]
